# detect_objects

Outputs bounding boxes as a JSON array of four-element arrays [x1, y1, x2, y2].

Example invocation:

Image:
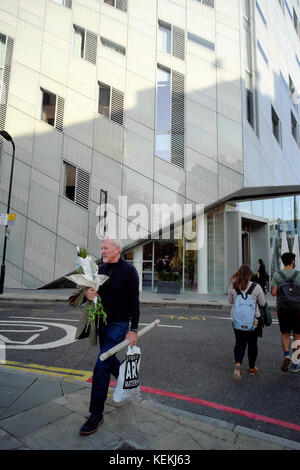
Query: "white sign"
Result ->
[[0, 214, 8, 226]]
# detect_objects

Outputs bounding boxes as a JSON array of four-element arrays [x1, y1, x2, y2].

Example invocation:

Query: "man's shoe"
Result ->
[[281, 355, 291, 372], [291, 362, 300, 373], [80, 415, 104, 435]]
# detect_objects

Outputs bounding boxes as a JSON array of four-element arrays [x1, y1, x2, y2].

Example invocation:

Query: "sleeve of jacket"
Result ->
[[256, 284, 266, 307], [228, 285, 234, 305], [68, 287, 87, 307], [128, 265, 140, 331]]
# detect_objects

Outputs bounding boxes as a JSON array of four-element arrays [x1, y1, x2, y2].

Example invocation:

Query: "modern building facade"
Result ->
[[0, 0, 299, 293]]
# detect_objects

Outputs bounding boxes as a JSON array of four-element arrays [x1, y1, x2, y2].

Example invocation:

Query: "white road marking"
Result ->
[[0, 323, 49, 332], [139, 322, 183, 329], [0, 320, 77, 350], [10, 316, 79, 322], [0, 333, 40, 345]]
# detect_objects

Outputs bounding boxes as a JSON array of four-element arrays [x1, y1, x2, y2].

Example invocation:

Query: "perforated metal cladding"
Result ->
[[76, 167, 90, 210], [116, 0, 127, 12], [172, 26, 185, 61], [55, 96, 64, 131], [85, 30, 97, 65], [111, 88, 124, 125], [65, 0, 72, 8], [171, 71, 185, 169], [0, 36, 13, 165], [200, 0, 215, 8]]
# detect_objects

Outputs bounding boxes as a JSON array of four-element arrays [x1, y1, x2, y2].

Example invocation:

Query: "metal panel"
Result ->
[[0, 36, 13, 165], [116, 0, 128, 13], [201, 0, 215, 8], [171, 70, 185, 169], [55, 96, 64, 132], [111, 87, 124, 125], [65, 0, 72, 8], [85, 30, 97, 65], [172, 26, 185, 61], [76, 167, 90, 210]]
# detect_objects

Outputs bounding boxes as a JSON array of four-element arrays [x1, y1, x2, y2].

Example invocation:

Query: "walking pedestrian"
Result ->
[[79, 238, 140, 435], [270, 252, 300, 373], [256, 259, 268, 293], [228, 264, 266, 380]]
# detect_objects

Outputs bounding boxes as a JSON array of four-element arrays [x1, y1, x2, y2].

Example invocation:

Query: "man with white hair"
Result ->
[[80, 238, 140, 435]]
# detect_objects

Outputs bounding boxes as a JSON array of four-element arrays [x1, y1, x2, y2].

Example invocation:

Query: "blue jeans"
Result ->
[[89, 321, 129, 417]]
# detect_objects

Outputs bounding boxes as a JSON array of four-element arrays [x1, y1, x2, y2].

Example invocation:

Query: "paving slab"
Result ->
[[0, 376, 64, 419], [0, 369, 36, 388], [60, 380, 88, 396], [0, 401, 73, 438], [234, 433, 283, 450], [0, 428, 24, 450], [21, 412, 123, 450]]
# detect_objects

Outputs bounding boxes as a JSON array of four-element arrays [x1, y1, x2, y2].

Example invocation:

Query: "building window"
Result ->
[[40, 89, 64, 131], [98, 82, 124, 125], [73, 25, 85, 59], [64, 162, 76, 201], [257, 40, 268, 65], [51, 0, 72, 7], [0, 33, 6, 83], [289, 75, 296, 99], [195, 0, 215, 8], [155, 66, 171, 162], [73, 24, 97, 64], [98, 82, 110, 118], [271, 106, 282, 146], [158, 20, 171, 54], [187, 32, 215, 51], [157, 20, 185, 60], [291, 111, 299, 143], [41, 89, 56, 127], [100, 37, 126, 55], [242, 0, 257, 132], [104, 0, 128, 13], [246, 78, 255, 128], [293, 8, 300, 37], [63, 162, 90, 210], [155, 65, 185, 168]]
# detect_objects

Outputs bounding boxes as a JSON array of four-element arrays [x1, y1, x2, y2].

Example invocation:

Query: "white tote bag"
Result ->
[[113, 345, 141, 403]]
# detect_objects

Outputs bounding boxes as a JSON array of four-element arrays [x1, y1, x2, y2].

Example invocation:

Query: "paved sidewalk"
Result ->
[[0, 367, 299, 451], [0, 288, 277, 309]]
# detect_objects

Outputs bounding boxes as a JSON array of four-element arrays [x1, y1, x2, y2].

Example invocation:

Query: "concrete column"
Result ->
[[197, 213, 208, 294], [133, 245, 143, 292]]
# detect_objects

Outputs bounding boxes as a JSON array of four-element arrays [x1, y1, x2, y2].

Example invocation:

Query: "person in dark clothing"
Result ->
[[257, 259, 268, 293], [79, 238, 140, 436]]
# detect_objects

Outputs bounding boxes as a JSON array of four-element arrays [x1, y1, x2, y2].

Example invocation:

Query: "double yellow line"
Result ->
[[0, 360, 93, 382]]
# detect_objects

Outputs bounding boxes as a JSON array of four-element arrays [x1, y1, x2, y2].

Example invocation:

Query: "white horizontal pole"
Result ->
[[100, 319, 160, 361]]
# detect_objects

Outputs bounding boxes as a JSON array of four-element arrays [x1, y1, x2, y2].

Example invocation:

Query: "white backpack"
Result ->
[[233, 283, 257, 331]]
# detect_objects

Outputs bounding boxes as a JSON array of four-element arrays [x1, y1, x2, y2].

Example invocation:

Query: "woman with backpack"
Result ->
[[228, 264, 266, 380]]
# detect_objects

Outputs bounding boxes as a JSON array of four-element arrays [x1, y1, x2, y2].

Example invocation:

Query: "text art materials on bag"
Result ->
[[113, 346, 141, 403]]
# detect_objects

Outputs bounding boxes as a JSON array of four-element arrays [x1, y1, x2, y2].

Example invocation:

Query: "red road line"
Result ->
[[86, 377, 300, 433]]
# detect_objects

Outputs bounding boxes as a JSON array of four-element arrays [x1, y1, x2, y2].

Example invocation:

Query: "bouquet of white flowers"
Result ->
[[65, 247, 109, 329]]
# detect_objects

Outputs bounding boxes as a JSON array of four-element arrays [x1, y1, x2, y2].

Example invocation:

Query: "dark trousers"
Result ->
[[233, 326, 259, 369], [89, 321, 129, 417]]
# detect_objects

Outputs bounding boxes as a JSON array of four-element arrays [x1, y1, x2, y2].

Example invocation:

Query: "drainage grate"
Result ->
[[116, 442, 137, 450]]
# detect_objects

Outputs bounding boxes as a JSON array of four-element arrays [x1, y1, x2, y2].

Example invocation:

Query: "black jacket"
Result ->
[[98, 258, 140, 330]]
